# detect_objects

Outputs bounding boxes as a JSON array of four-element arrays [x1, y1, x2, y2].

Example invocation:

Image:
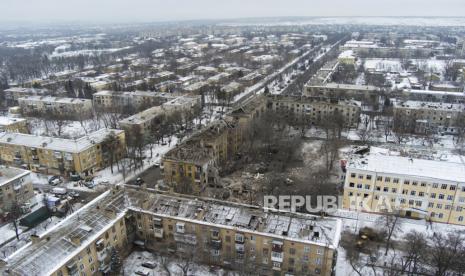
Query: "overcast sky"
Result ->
[[1, 0, 465, 23]]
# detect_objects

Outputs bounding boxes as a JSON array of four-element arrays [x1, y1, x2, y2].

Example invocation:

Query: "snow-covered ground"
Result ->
[[333, 208, 465, 276], [28, 118, 103, 139], [123, 250, 232, 276]]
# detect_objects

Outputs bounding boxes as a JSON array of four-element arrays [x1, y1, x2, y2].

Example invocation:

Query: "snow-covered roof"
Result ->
[[0, 116, 26, 126], [3, 187, 342, 276], [393, 100, 465, 112], [126, 189, 342, 249], [348, 153, 465, 183], [0, 166, 30, 187], [18, 96, 91, 105], [0, 128, 124, 153]]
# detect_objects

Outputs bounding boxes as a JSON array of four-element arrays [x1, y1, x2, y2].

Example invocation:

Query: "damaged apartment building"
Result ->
[[162, 95, 266, 193], [0, 186, 341, 276]]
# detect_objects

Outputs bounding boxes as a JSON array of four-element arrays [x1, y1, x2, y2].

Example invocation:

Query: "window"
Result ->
[[441, 184, 448, 190], [459, 216, 464, 222], [88, 257, 93, 263], [438, 213, 444, 219], [439, 194, 445, 200], [358, 175, 364, 179], [447, 195, 454, 201], [316, 248, 323, 255], [304, 246, 310, 253], [351, 173, 356, 178], [383, 187, 389, 192], [437, 204, 443, 209], [365, 184, 371, 190], [412, 181, 418, 186], [366, 175, 372, 180], [377, 176, 382, 181], [402, 189, 408, 195], [433, 183, 439, 188], [393, 178, 399, 184], [421, 182, 427, 187], [315, 258, 322, 265], [445, 205, 451, 210], [457, 206, 463, 212], [419, 192, 425, 197], [385, 177, 391, 182], [392, 188, 397, 193], [289, 248, 296, 255], [431, 193, 436, 199], [450, 185, 456, 191], [410, 191, 416, 196], [357, 184, 363, 189], [349, 182, 355, 187], [376, 186, 381, 191], [404, 180, 410, 185], [408, 200, 414, 205], [428, 202, 434, 207], [415, 201, 422, 207]]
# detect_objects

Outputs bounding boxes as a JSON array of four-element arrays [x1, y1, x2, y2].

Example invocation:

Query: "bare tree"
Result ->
[[377, 210, 403, 256]]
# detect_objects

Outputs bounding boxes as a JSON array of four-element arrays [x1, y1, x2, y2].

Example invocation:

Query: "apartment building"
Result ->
[[162, 121, 234, 193], [0, 128, 126, 177], [305, 83, 380, 101], [18, 96, 93, 118], [0, 117, 28, 134], [118, 95, 201, 133], [342, 149, 465, 225], [0, 166, 34, 215], [2, 187, 341, 276], [163, 95, 266, 192], [269, 95, 361, 127], [92, 90, 170, 111], [2, 189, 129, 276], [2, 88, 49, 106], [129, 189, 341, 276], [392, 100, 465, 134], [401, 89, 465, 104]]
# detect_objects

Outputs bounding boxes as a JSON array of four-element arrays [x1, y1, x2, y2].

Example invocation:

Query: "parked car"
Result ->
[[48, 176, 62, 185], [135, 177, 144, 185], [84, 182, 95, 189], [51, 187, 67, 195], [141, 262, 157, 269], [69, 191, 80, 198]]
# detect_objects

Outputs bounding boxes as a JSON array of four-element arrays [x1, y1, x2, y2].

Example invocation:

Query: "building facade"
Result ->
[[342, 151, 465, 225], [269, 95, 361, 128], [0, 129, 125, 177], [18, 96, 93, 118], [0, 166, 34, 215], [0, 117, 28, 134]]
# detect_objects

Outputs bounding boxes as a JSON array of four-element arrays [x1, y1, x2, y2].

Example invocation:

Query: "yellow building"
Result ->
[[342, 150, 465, 225], [269, 95, 361, 128], [2, 187, 341, 276], [0, 166, 34, 215], [0, 129, 125, 177], [3, 188, 129, 276], [0, 117, 28, 134], [337, 50, 356, 65], [128, 189, 341, 276], [162, 95, 266, 193]]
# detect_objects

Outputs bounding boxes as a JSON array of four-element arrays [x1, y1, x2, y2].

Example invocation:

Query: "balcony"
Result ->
[[272, 240, 284, 252], [235, 243, 245, 253], [271, 251, 284, 263], [210, 239, 222, 250], [174, 233, 197, 245], [154, 228, 164, 238]]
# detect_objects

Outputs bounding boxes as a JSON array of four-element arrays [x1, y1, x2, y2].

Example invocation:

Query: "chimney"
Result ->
[[71, 236, 81, 246], [30, 234, 40, 244]]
